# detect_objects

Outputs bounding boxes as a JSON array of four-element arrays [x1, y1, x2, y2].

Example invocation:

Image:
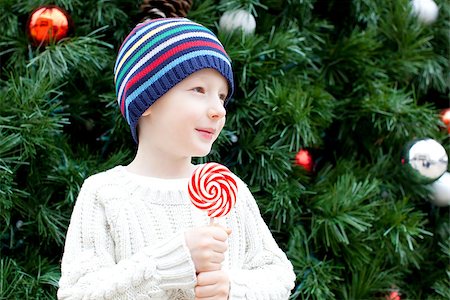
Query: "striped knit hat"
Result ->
[[114, 18, 234, 143]]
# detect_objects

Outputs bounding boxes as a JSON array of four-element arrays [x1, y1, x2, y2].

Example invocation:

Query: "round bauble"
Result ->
[[27, 5, 72, 46], [403, 138, 448, 184], [295, 149, 313, 172], [441, 109, 450, 125], [411, 0, 439, 25], [428, 172, 450, 207], [219, 9, 256, 35], [387, 290, 401, 300], [441, 108, 450, 134]]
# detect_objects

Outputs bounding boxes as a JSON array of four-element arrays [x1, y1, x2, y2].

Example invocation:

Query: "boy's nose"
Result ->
[[208, 99, 226, 119]]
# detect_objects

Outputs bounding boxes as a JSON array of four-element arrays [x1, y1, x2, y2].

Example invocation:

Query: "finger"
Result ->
[[215, 224, 231, 236], [198, 251, 224, 267], [209, 252, 225, 264], [211, 223, 232, 233], [196, 240, 226, 255], [196, 271, 229, 299], [195, 284, 217, 298], [209, 226, 229, 242], [210, 240, 228, 253], [197, 270, 227, 285], [195, 281, 229, 299], [196, 262, 222, 273], [225, 227, 232, 235], [196, 271, 215, 286]]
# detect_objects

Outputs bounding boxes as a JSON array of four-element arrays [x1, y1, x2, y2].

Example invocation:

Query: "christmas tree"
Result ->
[[1, 0, 449, 298]]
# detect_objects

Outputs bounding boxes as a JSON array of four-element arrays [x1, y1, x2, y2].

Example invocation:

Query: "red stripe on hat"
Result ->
[[120, 40, 226, 114]]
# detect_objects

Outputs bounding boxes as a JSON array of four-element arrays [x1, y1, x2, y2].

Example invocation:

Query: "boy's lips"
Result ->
[[196, 128, 216, 134], [195, 128, 216, 139]]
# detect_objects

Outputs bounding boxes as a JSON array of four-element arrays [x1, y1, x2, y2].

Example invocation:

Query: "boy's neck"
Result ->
[[126, 145, 196, 179]]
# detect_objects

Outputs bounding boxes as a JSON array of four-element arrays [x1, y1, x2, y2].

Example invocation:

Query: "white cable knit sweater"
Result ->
[[58, 166, 295, 299]]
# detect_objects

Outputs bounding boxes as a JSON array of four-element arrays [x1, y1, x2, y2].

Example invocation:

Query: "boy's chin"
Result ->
[[191, 148, 213, 158]]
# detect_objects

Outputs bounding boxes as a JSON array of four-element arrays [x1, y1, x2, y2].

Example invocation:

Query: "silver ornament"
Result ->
[[16, 220, 24, 230], [219, 9, 256, 35], [428, 172, 450, 207], [403, 138, 448, 184], [411, 0, 439, 25]]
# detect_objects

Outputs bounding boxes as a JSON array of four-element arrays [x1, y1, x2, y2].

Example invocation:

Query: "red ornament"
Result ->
[[27, 5, 72, 46], [440, 108, 450, 133], [295, 149, 313, 172], [386, 291, 400, 300]]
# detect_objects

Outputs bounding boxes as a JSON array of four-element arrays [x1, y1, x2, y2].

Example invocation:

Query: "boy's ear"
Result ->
[[142, 107, 151, 117]]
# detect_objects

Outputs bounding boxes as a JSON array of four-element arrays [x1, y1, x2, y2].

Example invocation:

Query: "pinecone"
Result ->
[[139, 0, 193, 21]]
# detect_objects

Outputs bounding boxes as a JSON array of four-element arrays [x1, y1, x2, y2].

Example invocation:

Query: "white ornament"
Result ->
[[404, 138, 448, 183], [429, 172, 450, 207], [219, 9, 256, 35], [411, 0, 439, 24]]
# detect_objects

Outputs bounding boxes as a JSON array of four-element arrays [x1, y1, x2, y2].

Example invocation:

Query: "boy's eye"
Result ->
[[192, 87, 205, 93], [219, 94, 227, 105]]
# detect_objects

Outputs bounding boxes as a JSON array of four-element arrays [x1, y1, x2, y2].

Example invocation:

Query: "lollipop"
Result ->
[[188, 162, 238, 223]]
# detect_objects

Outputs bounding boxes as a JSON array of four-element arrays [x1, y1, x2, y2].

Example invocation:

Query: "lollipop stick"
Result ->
[[209, 217, 215, 225]]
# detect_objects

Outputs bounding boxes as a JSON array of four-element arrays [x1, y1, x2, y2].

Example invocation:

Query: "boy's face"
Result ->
[[138, 68, 228, 158]]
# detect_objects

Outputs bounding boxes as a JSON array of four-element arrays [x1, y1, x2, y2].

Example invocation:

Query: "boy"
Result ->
[[58, 18, 295, 299]]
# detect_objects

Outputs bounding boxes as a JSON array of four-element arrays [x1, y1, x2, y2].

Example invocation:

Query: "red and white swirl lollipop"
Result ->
[[188, 162, 238, 223]]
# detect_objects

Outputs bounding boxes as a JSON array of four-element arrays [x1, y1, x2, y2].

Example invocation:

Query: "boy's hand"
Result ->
[[185, 224, 231, 272], [195, 270, 230, 300]]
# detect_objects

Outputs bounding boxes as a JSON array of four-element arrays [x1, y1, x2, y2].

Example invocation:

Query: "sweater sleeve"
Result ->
[[228, 183, 296, 300], [57, 177, 197, 300]]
